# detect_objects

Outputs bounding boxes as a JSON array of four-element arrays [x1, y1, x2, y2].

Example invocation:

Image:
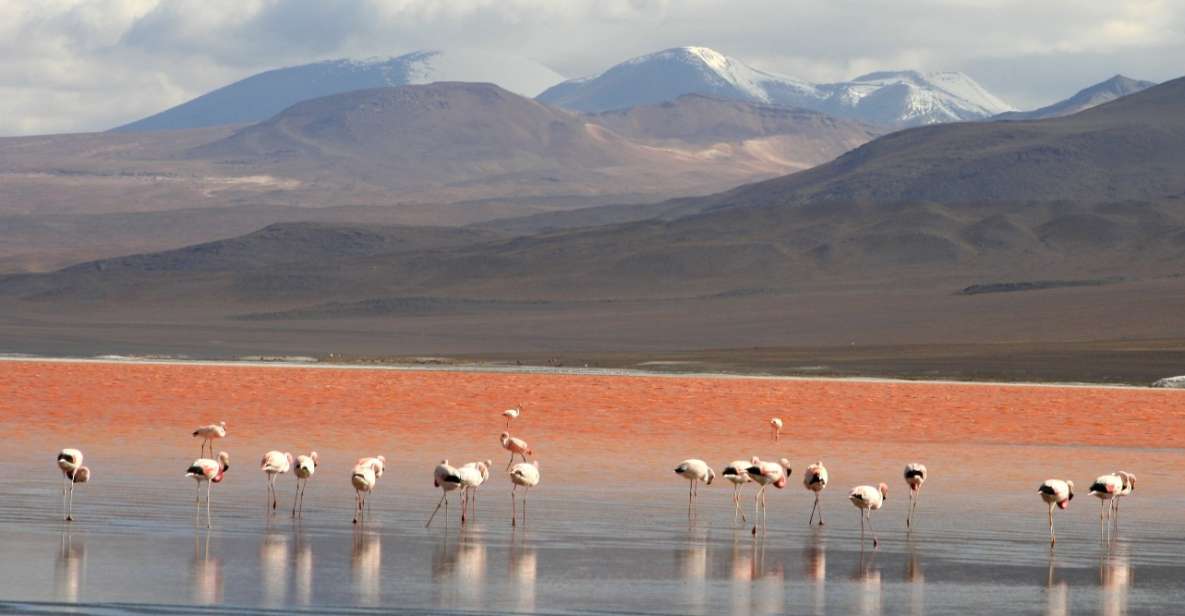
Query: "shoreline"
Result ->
[[0, 353, 1175, 392]]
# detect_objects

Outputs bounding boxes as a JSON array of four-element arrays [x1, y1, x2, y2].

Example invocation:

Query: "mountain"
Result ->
[[537, 46, 1013, 126], [113, 50, 565, 132], [995, 75, 1156, 121], [2, 79, 1184, 368], [0, 84, 879, 271]]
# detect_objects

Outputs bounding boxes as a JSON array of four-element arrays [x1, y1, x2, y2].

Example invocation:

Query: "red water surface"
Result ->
[[4, 360, 1182, 458]]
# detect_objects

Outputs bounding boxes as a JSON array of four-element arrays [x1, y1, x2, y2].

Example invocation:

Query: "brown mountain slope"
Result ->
[[0, 84, 877, 272]]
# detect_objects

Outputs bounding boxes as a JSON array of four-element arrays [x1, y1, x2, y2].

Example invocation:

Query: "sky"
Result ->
[[1, 0, 1181, 136]]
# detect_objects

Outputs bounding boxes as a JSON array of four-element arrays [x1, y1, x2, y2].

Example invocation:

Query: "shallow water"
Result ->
[[1, 360, 1184, 614]]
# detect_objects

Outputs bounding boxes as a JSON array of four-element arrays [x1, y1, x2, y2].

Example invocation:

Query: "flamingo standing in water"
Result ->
[[56, 449, 91, 522], [509, 460, 540, 527], [769, 418, 783, 441], [292, 452, 318, 517], [721, 460, 752, 523], [904, 463, 927, 529], [351, 463, 377, 525], [260, 451, 293, 513], [674, 459, 715, 519], [1090, 473, 1123, 530], [458, 460, 492, 524], [426, 460, 462, 527], [803, 461, 829, 526], [502, 406, 521, 429], [353, 456, 385, 521], [187, 451, 230, 528], [501, 433, 532, 469], [192, 421, 227, 458], [747, 457, 792, 534], [1112, 471, 1136, 519], [849, 483, 888, 548], [1038, 479, 1074, 545]]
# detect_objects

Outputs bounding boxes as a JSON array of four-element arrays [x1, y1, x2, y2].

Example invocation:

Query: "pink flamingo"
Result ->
[[510, 460, 540, 527], [260, 451, 293, 513], [849, 483, 888, 548], [747, 457, 792, 534], [292, 452, 318, 517], [803, 461, 829, 526], [674, 459, 715, 518], [904, 463, 927, 529], [502, 405, 522, 429], [501, 432, 533, 470], [56, 448, 91, 521], [186, 451, 230, 528], [769, 418, 783, 441], [351, 463, 377, 525], [1038, 479, 1074, 545], [426, 460, 462, 527], [721, 460, 752, 523], [192, 421, 227, 458]]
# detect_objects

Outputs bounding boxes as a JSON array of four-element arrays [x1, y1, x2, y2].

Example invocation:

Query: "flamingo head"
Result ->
[[310, 451, 319, 467], [285, 452, 294, 466], [706, 468, 716, 485], [750, 456, 761, 465], [217, 451, 231, 471], [779, 458, 792, 475], [878, 483, 889, 499], [73, 466, 91, 484]]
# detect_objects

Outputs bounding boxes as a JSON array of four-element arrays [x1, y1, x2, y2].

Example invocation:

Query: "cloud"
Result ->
[[0, 0, 1180, 135]]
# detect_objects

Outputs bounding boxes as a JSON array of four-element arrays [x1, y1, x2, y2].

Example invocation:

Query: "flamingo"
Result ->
[[292, 452, 318, 517], [721, 460, 752, 523], [351, 462, 377, 525], [501, 432, 533, 470], [769, 418, 783, 441], [1089, 473, 1123, 529], [1038, 479, 1074, 545], [353, 456, 385, 520], [674, 459, 715, 519], [849, 483, 888, 548], [458, 460, 492, 524], [260, 451, 293, 513], [502, 406, 521, 429], [56, 449, 90, 522], [746, 457, 792, 534], [509, 460, 540, 527], [186, 451, 230, 528], [192, 421, 227, 458], [1112, 471, 1136, 519], [904, 463, 927, 529], [804, 461, 829, 526], [426, 460, 462, 527]]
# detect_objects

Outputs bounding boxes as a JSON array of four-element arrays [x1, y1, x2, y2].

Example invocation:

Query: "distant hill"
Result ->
[[995, 75, 1156, 121], [538, 46, 1013, 126], [0, 83, 879, 272], [112, 50, 565, 132]]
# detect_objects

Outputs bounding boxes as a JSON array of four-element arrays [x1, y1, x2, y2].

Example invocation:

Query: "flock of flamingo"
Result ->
[[54, 411, 1135, 546]]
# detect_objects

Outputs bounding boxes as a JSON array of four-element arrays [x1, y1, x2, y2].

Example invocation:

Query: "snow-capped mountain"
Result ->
[[537, 47, 1014, 127], [114, 49, 564, 132], [994, 75, 1156, 121]]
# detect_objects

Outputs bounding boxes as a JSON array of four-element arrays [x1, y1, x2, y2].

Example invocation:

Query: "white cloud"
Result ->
[[0, 0, 1180, 135]]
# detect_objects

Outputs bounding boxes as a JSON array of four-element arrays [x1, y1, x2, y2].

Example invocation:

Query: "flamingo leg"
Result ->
[[506, 452, 515, 470], [206, 481, 213, 529], [511, 486, 517, 527], [353, 490, 361, 525], [1048, 502, 1056, 546], [867, 510, 879, 548], [751, 486, 763, 535], [818, 493, 825, 526], [808, 493, 818, 526], [66, 482, 74, 521], [461, 489, 468, 525], [859, 507, 865, 545], [687, 481, 693, 519], [425, 492, 447, 528], [522, 488, 527, 526], [300, 480, 307, 516]]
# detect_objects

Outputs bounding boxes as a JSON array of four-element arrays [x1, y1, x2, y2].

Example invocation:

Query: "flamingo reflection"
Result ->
[[676, 530, 708, 614], [1046, 553, 1068, 616], [1099, 543, 1131, 616], [351, 530, 381, 606], [432, 532, 487, 610], [509, 534, 537, 613], [295, 531, 313, 606], [54, 529, 86, 603], [851, 551, 882, 616], [191, 532, 222, 605], [905, 544, 925, 616], [259, 531, 290, 607], [804, 537, 826, 614]]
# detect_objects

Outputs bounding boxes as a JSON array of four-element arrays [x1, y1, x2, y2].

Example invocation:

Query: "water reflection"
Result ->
[[509, 532, 537, 613], [803, 535, 826, 616], [294, 531, 313, 606], [351, 529, 381, 606], [727, 534, 785, 616], [850, 551, 882, 616], [54, 529, 86, 602], [1099, 543, 1131, 616], [432, 530, 487, 610], [191, 532, 222, 605], [675, 529, 708, 615], [905, 543, 924, 616], [1046, 552, 1068, 616], [259, 531, 290, 607]]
